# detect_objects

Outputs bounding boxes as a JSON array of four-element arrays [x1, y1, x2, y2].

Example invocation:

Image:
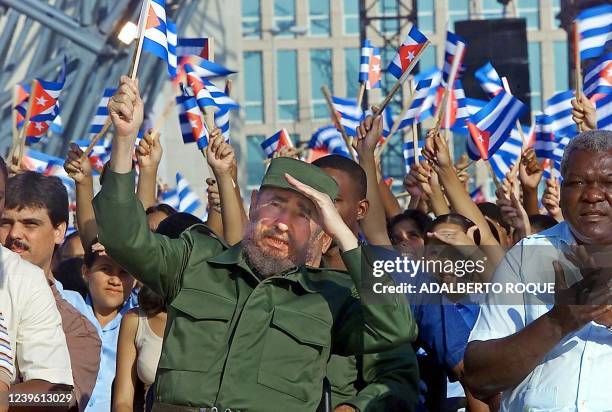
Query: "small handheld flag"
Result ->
[[576, 4, 612, 61], [331, 96, 363, 137], [543, 90, 577, 138], [176, 91, 208, 150], [176, 172, 201, 214], [402, 140, 424, 172], [442, 31, 467, 85], [398, 78, 434, 130], [387, 24, 429, 80], [261, 129, 293, 158], [89, 88, 117, 137], [475, 62, 504, 97], [142, 0, 178, 78], [309, 126, 351, 158], [583, 52, 612, 98]]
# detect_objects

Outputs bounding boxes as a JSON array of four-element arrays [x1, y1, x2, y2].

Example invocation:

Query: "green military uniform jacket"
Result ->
[[93, 170, 417, 411]]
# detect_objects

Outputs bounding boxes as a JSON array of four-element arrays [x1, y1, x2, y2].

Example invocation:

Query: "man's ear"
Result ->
[[81, 264, 89, 282], [54, 222, 67, 247], [321, 232, 333, 255], [249, 190, 259, 220], [357, 199, 370, 221]]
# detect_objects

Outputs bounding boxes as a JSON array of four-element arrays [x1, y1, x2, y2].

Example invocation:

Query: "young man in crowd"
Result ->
[[92, 76, 414, 411], [464, 130, 612, 410], [0, 157, 74, 406]]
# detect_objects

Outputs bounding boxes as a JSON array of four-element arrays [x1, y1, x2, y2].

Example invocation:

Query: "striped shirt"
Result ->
[[0, 312, 13, 385]]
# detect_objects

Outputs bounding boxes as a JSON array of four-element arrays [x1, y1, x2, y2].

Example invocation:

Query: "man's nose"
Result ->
[[581, 184, 606, 203]]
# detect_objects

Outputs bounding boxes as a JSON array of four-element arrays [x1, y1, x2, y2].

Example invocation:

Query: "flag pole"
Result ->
[[83, 0, 151, 158], [15, 80, 37, 169], [573, 22, 584, 133], [432, 42, 465, 134], [377, 40, 430, 115], [484, 159, 502, 191], [375, 84, 418, 160], [409, 79, 420, 165], [9, 86, 21, 168], [356, 82, 366, 109], [321, 85, 357, 161]]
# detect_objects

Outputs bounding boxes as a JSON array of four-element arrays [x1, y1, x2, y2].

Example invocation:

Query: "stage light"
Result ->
[[117, 21, 138, 45]]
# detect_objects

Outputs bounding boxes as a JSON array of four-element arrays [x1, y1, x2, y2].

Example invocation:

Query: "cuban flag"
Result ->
[[309, 125, 351, 158], [159, 186, 180, 209], [187, 56, 236, 79], [176, 38, 209, 59], [185, 64, 240, 111], [475, 62, 504, 97], [470, 186, 486, 203], [176, 172, 201, 214], [176, 91, 208, 149], [366, 47, 382, 90], [141, 0, 178, 78], [543, 90, 577, 138], [74, 139, 110, 173], [534, 113, 556, 159], [261, 129, 292, 158], [398, 78, 434, 129], [442, 31, 467, 85], [21, 150, 56, 173], [45, 159, 76, 193], [89, 88, 116, 137], [583, 52, 612, 98], [576, 4, 612, 61], [402, 140, 424, 173], [380, 107, 395, 140], [215, 108, 231, 142], [332, 96, 363, 136], [488, 126, 525, 181], [595, 92, 612, 130], [13, 83, 30, 127], [411, 68, 443, 123], [466, 90, 527, 160], [359, 39, 373, 83], [445, 79, 470, 131], [387, 24, 429, 79]]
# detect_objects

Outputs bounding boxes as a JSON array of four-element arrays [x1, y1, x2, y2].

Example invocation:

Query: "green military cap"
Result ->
[[261, 157, 339, 200]]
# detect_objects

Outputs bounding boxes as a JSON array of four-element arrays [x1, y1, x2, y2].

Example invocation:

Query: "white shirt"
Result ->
[[469, 222, 612, 412], [0, 246, 73, 385]]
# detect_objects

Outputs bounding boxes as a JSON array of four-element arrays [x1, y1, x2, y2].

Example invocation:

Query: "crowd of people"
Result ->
[[0, 74, 610, 412]]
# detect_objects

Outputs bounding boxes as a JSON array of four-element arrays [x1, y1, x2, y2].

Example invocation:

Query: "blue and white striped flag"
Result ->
[[215, 108, 230, 142], [475, 62, 503, 97], [534, 113, 555, 159], [583, 52, 612, 98], [442, 31, 467, 85], [176, 172, 201, 214], [595, 92, 612, 130], [141, 0, 178, 78], [543, 90, 577, 138], [309, 126, 351, 158], [402, 140, 424, 173], [176, 91, 208, 149], [188, 56, 236, 79], [576, 4, 612, 61], [398, 78, 434, 130], [185, 64, 240, 111], [261, 129, 292, 158], [160, 186, 180, 209], [89, 88, 116, 137], [359, 39, 373, 83], [332, 96, 363, 136]]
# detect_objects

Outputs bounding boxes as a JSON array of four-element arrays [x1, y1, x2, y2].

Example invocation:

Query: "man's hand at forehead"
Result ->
[[284, 173, 358, 252]]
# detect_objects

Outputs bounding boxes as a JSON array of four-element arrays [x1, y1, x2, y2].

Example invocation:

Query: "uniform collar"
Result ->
[[209, 243, 324, 293]]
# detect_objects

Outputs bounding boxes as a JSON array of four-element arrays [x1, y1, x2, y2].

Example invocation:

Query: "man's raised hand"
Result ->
[[64, 143, 93, 184], [108, 76, 144, 140], [206, 128, 235, 178], [136, 129, 163, 171]]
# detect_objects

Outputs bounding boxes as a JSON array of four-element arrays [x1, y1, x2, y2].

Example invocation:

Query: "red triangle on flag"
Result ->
[[368, 55, 382, 86], [30, 81, 55, 117], [398, 44, 425, 71], [467, 122, 491, 160], [600, 61, 612, 85], [146, 7, 162, 30], [186, 112, 204, 136], [307, 148, 330, 163]]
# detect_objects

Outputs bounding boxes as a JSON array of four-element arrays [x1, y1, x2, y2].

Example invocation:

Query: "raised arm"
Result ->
[[355, 115, 391, 245], [112, 310, 139, 412], [204, 178, 224, 238], [135, 129, 163, 211], [206, 130, 246, 245], [93, 77, 187, 301], [64, 143, 98, 249], [518, 148, 543, 216]]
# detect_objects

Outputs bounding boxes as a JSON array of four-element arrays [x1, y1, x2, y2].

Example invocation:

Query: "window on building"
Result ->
[[382, 47, 403, 113], [379, 0, 399, 34], [311, 49, 333, 119], [554, 41, 569, 92], [418, 44, 437, 72], [343, 0, 359, 35], [517, 0, 539, 30], [551, 0, 561, 27], [247, 135, 266, 187], [309, 0, 330, 36], [274, 0, 296, 37], [242, 0, 261, 38], [448, 0, 468, 28], [417, 0, 435, 33], [528, 42, 542, 111], [345, 48, 360, 98], [243, 51, 264, 123], [482, 0, 503, 19], [277, 50, 299, 121]]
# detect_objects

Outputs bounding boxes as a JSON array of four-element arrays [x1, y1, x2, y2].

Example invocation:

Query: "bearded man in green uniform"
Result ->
[[93, 76, 417, 412]]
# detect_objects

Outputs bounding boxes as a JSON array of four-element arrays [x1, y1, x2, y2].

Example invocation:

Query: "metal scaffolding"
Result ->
[[0, 0, 196, 157]]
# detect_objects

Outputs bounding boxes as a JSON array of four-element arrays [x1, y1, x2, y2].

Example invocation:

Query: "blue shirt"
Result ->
[[469, 222, 612, 411], [58, 284, 138, 412]]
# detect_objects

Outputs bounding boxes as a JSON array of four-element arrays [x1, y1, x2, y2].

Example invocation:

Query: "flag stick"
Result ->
[[356, 82, 366, 109], [484, 159, 502, 191], [409, 79, 419, 165], [9, 86, 21, 167], [321, 85, 357, 161], [375, 84, 418, 159], [377, 40, 431, 115], [573, 23, 584, 133], [83, 0, 151, 157], [433, 42, 465, 133], [15, 80, 37, 168], [456, 159, 476, 174]]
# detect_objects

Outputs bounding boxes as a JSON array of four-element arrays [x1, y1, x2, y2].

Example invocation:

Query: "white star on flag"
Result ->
[[406, 51, 415, 62], [34, 122, 44, 131], [372, 64, 381, 73], [190, 120, 199, 128], [36, 96, 47, 106]]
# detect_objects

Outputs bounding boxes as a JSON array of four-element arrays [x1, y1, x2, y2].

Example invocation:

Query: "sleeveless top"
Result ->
[[135, 309, 163, 390]]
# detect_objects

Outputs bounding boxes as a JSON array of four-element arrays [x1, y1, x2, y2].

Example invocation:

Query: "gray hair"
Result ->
[[560, 130, 612, 178]]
